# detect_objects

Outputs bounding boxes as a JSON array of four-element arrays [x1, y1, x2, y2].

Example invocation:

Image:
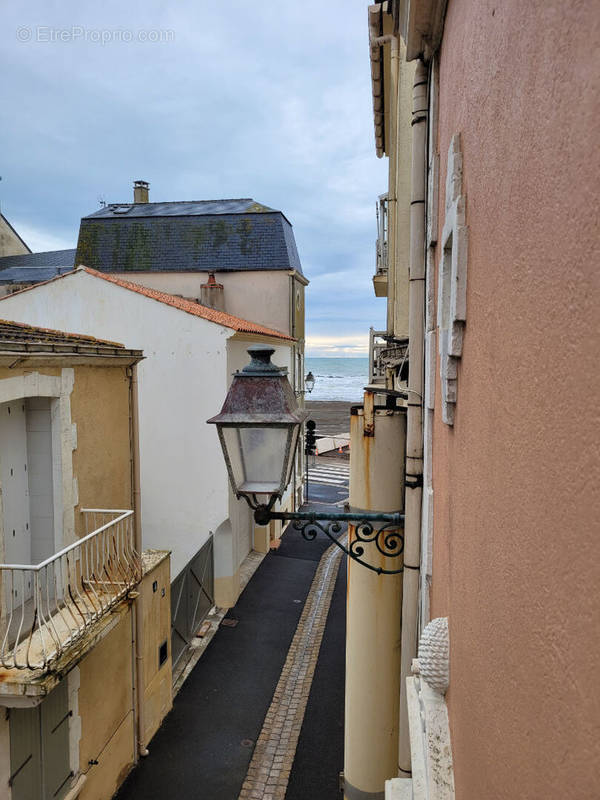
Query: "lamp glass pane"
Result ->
[[222, 426, 290, 495], [285, 426, 300, 486]]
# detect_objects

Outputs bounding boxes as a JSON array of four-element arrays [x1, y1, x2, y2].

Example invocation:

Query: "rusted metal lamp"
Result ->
[[207, 345, 307, 521], [208, 345, 404, 574]]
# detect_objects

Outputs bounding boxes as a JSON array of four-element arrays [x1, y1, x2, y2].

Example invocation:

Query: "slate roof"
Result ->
[[76, 199, 303, 274], [0, 249, 76, 284], [0, 249, 76, 269], [85, 199, 277, 218]]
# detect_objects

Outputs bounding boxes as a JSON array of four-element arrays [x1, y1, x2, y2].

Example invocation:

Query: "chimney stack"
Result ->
[[200, 272, 225, 311], [133, 180, 149, 203]]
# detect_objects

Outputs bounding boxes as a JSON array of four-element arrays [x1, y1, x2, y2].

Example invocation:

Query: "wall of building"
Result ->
[[429, 1, 600, 796], [77, 607, 135, 800], [70, 365, 133, 537], [0, 217, 29, 258], [105, 270, 295, 337], [139, 553, 172, 746], [0, 272, 232, 581]]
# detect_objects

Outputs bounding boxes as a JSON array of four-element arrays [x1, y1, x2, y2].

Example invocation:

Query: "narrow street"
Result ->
[[116, 476, 348, 800]]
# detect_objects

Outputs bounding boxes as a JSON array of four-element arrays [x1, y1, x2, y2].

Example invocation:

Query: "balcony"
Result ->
[[373, 193, 389, 297], [0, 509, 140, 674]]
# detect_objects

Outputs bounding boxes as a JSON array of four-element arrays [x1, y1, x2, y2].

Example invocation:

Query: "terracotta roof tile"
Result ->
[[81, 267, 294, 341], [0, 318, 125, 349]]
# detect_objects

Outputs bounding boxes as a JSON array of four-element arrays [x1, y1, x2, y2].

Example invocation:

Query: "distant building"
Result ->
[[0, 187, 307, 403], [0, 267, 298, 671], [0, 320, 171, 800], [0, 214, 30, 258], [0, 250, 75, 294]]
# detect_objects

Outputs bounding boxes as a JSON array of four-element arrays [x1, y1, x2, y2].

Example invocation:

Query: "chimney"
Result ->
[[200, 273, 225, 311], [133, 180, 149, 203]]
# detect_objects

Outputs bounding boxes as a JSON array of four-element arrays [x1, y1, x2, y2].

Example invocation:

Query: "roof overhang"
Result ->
[[0, 348, 144, 369], [288, 269, 309, 287], [397, 0, 447, 61], [369, 1, 447, 156], [368, 3, 395, 158]]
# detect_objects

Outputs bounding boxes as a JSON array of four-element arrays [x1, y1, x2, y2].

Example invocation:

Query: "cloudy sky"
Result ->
[[1, 0, 388, 356]]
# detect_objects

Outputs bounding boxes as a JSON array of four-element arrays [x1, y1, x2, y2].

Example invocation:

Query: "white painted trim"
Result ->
[[437, 134, 468, 426], [0, 369, 76, 561]]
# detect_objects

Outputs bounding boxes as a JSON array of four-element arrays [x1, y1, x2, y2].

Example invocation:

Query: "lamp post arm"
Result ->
[[252, 507, 405, 576]]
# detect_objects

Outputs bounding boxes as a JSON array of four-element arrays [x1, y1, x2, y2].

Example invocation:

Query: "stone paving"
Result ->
[[238, 533, 347, 800]]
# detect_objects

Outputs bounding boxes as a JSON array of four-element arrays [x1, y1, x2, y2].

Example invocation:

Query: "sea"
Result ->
[[305, 357, 369, 402]]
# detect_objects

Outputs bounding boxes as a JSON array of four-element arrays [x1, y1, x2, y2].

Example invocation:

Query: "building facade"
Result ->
[[0, 267, 298, 671], [354, 1, 600, 799], [0, 321, 171, 800]]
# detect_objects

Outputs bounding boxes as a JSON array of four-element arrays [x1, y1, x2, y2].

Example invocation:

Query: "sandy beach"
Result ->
[[305, 400, 354, 437]]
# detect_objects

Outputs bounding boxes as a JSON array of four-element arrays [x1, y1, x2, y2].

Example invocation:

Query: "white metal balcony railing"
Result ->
[[0, 509, 140, 671], [375, 193, 389, 276]]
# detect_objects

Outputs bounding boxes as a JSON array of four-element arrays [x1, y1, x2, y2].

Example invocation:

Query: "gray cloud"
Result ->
[[1, 0, 388, 354]]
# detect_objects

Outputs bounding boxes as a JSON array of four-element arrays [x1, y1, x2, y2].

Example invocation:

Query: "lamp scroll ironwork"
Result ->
[[208, 346, 404, 575]]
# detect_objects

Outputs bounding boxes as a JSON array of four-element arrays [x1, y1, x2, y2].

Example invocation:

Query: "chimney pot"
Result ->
[[134, 180, 149, 203], [200, 272, 225, 311]]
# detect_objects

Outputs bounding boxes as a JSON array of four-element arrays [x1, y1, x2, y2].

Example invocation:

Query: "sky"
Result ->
[[0, 0, 388, 357]]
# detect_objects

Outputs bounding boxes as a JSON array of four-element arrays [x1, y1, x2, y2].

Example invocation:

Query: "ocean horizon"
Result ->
[[305, 357, 369, 402]]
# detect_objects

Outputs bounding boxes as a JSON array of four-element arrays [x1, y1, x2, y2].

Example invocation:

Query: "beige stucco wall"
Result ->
[[140, 554, 172, 745], [78, 608, 135, 800], [429, 1, 600, 797], [0, 216, 29, 257], [70, 365, 133, 537], [104, 270, 296, 336]]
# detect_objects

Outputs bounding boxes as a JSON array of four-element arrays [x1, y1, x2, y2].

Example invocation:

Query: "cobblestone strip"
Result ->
[[238, 535, 347, 800]]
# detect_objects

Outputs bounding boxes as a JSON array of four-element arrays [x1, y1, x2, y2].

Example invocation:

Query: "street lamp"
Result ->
[[208, 345, 404, 574], [304, 371, 315, 394]]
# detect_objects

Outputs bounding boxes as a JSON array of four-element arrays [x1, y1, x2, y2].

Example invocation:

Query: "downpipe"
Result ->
[[129, 363, 149, 758], [398, 60, 428, 778]]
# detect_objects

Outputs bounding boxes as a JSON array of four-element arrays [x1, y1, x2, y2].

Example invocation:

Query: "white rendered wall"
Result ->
[[0, 272, 232, 579], [108, 271, 293, 336]]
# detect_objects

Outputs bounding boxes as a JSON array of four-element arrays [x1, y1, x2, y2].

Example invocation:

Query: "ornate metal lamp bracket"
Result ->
[[240, 496, 405, 575]]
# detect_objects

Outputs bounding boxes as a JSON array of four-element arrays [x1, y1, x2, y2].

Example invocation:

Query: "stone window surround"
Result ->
[[437, 134, 468, 427], [0, 369, 77, 560]]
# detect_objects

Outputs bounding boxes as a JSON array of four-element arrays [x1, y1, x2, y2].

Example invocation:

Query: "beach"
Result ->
[[305, 400, 354, 436]]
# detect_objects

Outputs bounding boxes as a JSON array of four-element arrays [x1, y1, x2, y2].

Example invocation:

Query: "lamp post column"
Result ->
[[344, 391, 406, 799]]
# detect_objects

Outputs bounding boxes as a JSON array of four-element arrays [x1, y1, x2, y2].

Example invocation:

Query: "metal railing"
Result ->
[[0, 509, 140, 671], [375, 193, 389, 275]]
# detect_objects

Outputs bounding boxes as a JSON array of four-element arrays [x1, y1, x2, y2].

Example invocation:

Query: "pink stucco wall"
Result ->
[[430, 0, 600, 796]]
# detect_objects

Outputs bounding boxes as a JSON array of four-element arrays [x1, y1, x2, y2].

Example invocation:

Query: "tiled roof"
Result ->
[[0, 319, 128, 351], [75, 201, 303, 274], [0, 249, 76, 269], [79, 267, 295, 341], [0, 249, 76, 284]]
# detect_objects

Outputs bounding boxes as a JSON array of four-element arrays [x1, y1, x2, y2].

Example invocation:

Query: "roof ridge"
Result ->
[[106, 198, 257, 207], [78, 267, 295, 341]]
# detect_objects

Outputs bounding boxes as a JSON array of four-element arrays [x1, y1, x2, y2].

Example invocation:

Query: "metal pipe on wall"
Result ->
[[344, 392, 406, 799], [398, 59, 428, 777], [130, 363, 149, 757]]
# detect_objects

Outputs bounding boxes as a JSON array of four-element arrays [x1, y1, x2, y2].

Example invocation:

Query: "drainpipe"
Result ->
[[344, 390, 406, 799], [398, 60, 428, 777], [130, 363, 149, 757]]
